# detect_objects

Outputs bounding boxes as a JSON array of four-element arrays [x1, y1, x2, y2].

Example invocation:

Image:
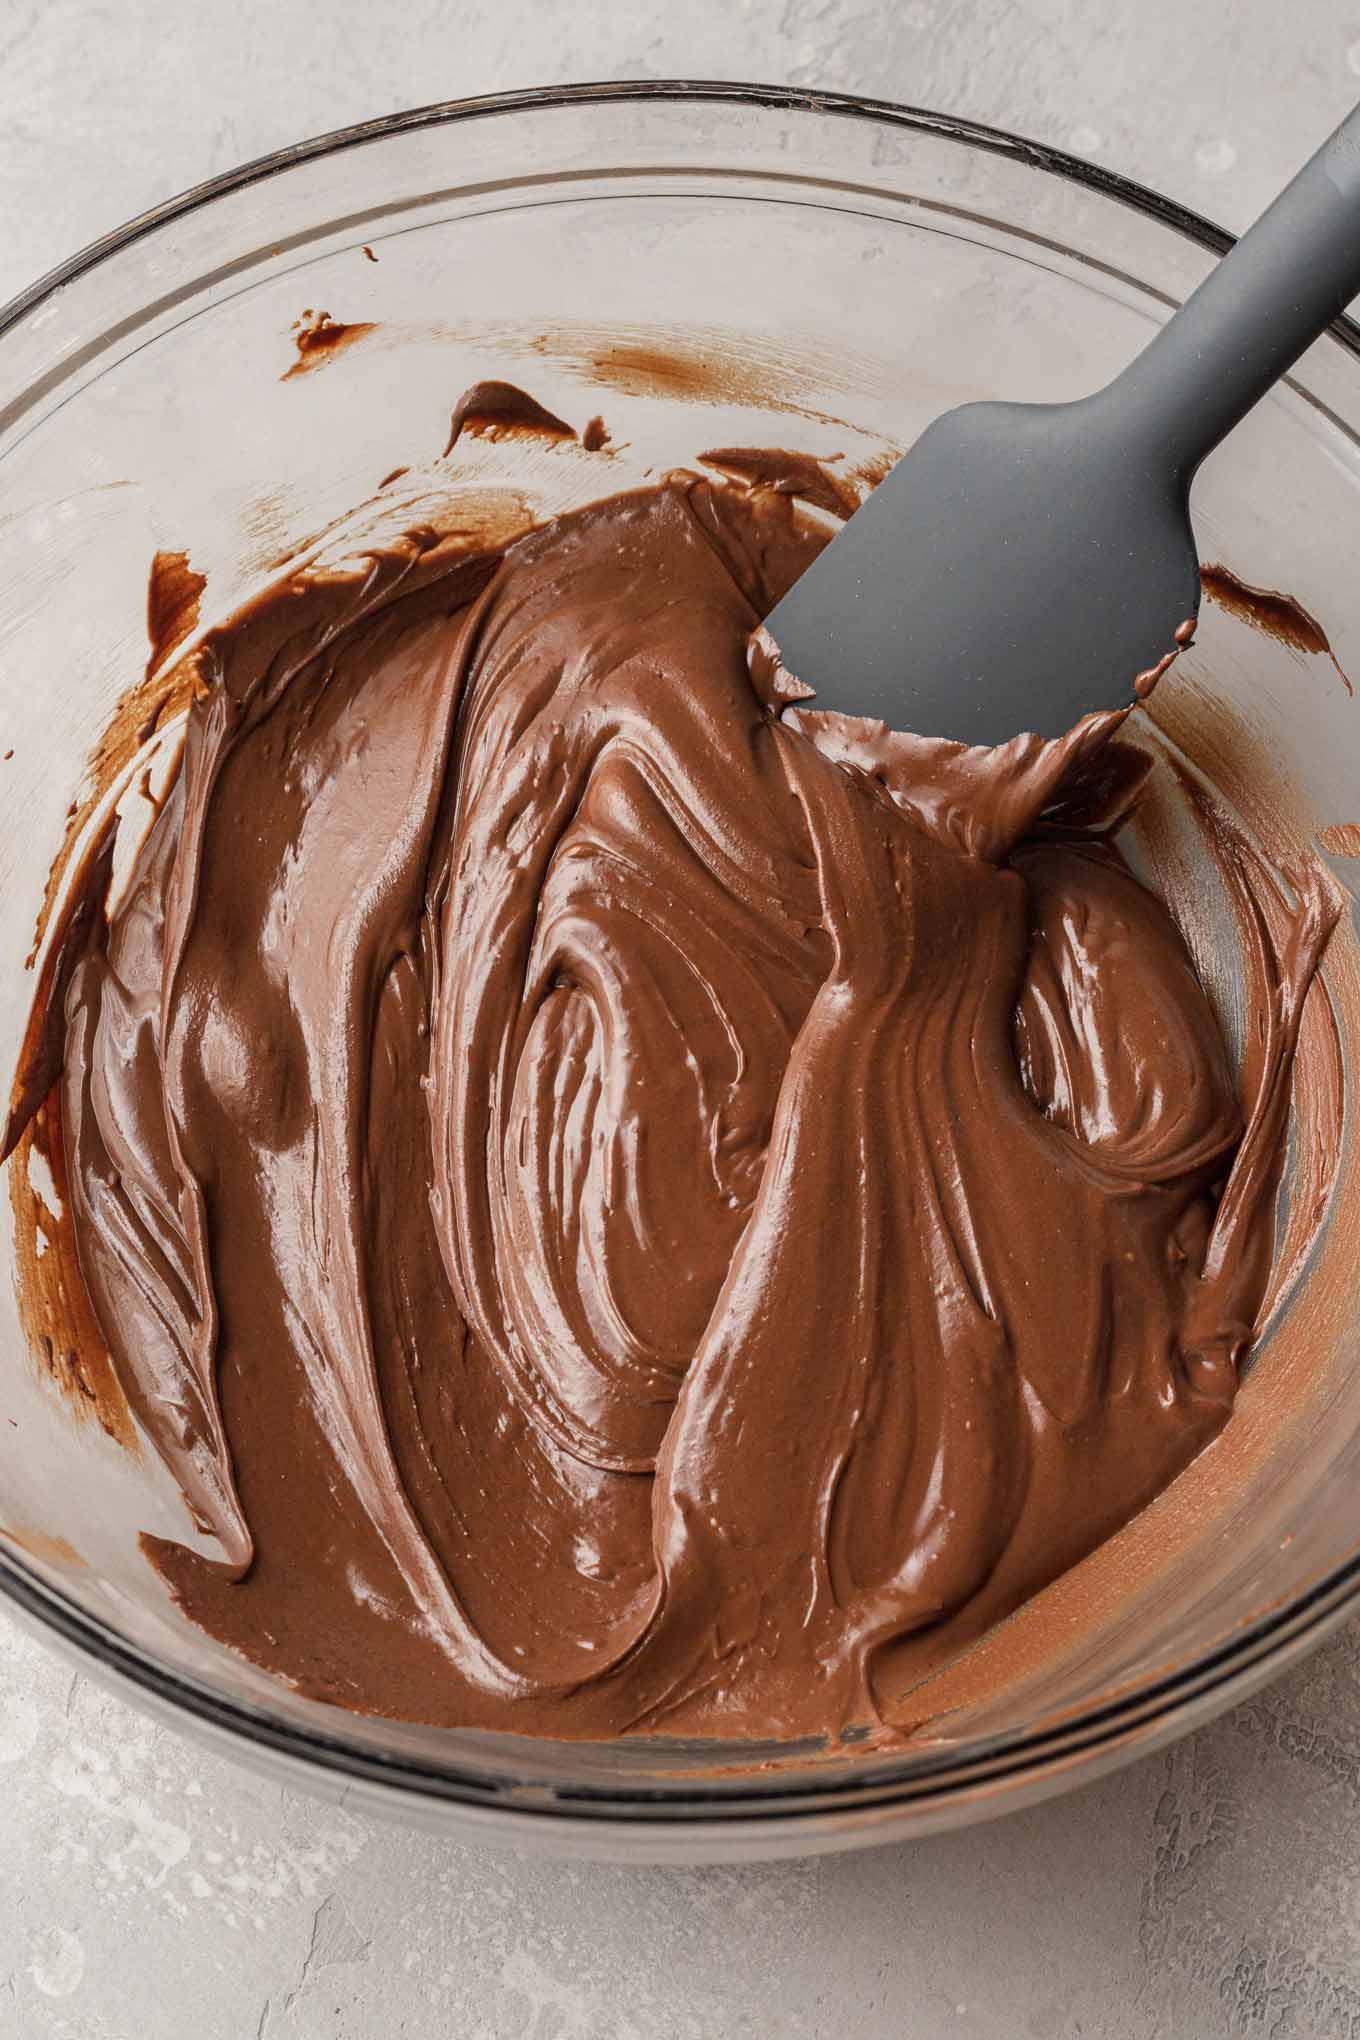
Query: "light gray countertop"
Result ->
[[4, 4, 1360, 2035]]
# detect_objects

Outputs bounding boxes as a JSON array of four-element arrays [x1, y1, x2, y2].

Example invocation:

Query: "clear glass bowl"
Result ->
[[3, 82, 1360, 1862]]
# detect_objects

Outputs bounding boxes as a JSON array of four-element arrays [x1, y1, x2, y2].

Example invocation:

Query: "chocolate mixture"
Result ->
[[4, 430, 1339, 1742]]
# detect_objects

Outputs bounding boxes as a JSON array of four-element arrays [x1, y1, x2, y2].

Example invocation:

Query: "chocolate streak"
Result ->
[[283, 311, 377, 380], [1202, 561, 1354, 695], [10, 454, 1338, 1741]]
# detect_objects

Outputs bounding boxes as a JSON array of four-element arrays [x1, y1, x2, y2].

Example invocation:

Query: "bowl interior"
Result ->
[[2, 87, 1360, 1844]]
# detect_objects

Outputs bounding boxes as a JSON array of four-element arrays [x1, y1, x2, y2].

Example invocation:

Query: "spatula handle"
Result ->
[[1107, 102, 1360, 477]]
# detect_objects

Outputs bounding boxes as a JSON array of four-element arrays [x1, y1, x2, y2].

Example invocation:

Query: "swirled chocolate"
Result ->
[[8, 432, 1338, 1742]]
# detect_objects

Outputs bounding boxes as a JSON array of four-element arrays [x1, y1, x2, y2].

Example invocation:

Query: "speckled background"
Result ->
[[4, 4, 1360, 2036]]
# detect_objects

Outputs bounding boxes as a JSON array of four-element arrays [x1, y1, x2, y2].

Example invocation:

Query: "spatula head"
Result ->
[[763, 398, 1202, 746]]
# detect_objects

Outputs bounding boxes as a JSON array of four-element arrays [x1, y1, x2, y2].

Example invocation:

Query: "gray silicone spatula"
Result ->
[[763, 104, 1360, 746]]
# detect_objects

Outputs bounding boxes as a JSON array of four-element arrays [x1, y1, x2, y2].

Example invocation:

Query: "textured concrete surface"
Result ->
[[5, 3, 1360, 2035]]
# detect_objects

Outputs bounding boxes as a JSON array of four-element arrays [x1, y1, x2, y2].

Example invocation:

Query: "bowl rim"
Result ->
[[3, 75, 1360, 1835]]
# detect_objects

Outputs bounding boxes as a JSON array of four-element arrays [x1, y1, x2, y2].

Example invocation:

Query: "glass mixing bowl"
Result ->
[[3, 82, 1360, 1863]]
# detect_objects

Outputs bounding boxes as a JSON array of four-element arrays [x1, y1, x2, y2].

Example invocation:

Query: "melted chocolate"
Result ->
[[283, 311, 377, 380], [854, 449, 900, 491], [1202, 561, 1354, 695], [585, 340, 719, 400], [1133, 616, 1197, 699], [7, 449, 1338, 1744], [443, 382, 574, 458], [7, 1079, 132, 1450], [699, 446, 857, 518], [144, 551, 207, 681]]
